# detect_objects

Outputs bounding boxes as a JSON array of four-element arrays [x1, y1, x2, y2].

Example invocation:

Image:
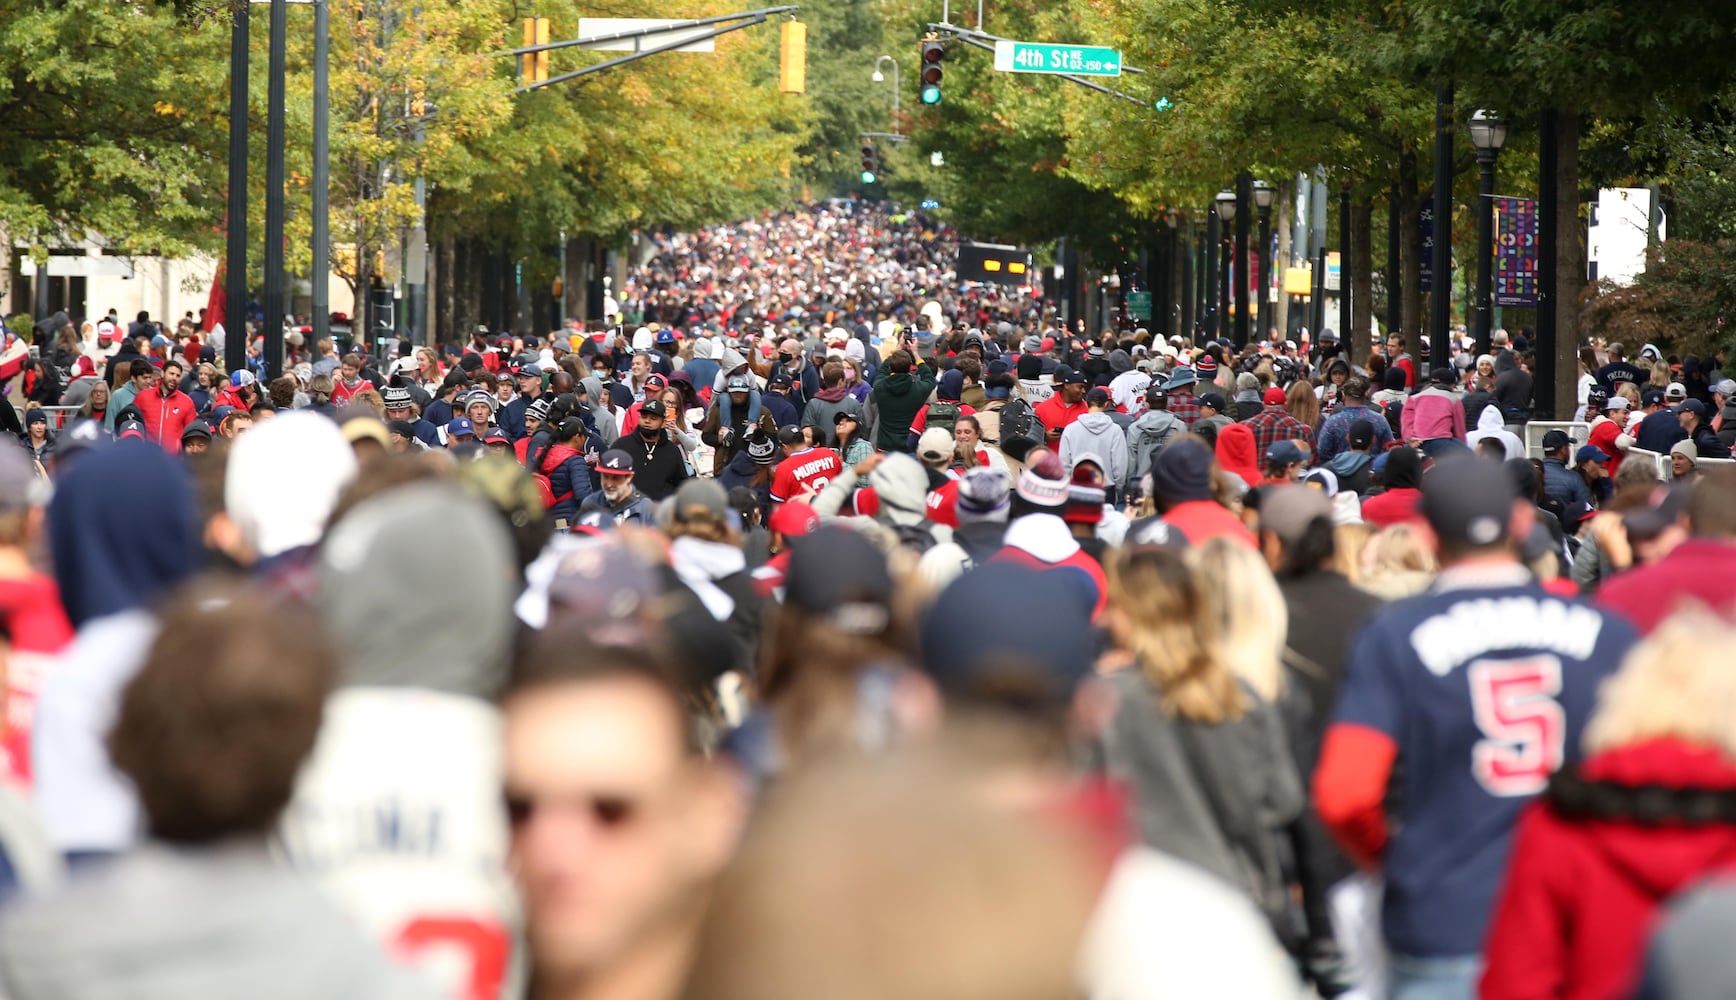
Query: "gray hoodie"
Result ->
[[0, 842, 433, 1000], [1126, 409, 1185, 487], [1059, 411, 1130, 491]]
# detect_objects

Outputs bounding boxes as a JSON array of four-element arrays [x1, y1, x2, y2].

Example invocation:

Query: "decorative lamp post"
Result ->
[[1468, 109, 1508, 358], [1252, 179, 1276, 341], [1214, 190, 1236, 344]]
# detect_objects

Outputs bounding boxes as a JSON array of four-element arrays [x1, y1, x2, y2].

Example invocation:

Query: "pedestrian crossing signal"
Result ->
[[920, 39, 944, 105]]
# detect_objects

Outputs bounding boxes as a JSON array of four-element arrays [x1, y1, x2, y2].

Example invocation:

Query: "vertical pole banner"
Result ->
[[1493, 196, 1539, 307]]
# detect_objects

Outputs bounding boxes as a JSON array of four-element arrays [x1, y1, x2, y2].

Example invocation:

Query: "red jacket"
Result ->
[[1481, 739, 1736, 1000], [1597, 539, 1736, 635], [1360, 486, 1423, 527], [1160, 499, 1256, 550], [1033, 394, 1088, 437], [132, 385, 197, 452]]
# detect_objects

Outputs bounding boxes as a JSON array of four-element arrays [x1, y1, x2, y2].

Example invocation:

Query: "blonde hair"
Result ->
[[1332, 522, 1372, 583], [1363, 522, 1437, 577], [1585, 613, 1736, 758], [1190, 537, 1287, 702], [1107, 546, 1247, 723]]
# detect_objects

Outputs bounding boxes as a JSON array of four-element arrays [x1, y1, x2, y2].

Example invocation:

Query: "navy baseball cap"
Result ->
[[598, 449, 635, 474], [1675, 398, 1708, 418], [1541, 429, 1576, 450], [447, 417, 475, 437], [1575, 444, 1612, 465], [1265, 439, 1306, 467]]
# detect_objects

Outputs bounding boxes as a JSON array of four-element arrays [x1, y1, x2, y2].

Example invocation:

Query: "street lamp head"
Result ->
[[1214, 189, 1237, 222], [1251, 179, 1276, 210], [871, 70, 884, 82], [1468, 109, 1508, 152]]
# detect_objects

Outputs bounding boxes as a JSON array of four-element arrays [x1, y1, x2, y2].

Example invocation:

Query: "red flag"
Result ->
[[203, 263, 226, 334]]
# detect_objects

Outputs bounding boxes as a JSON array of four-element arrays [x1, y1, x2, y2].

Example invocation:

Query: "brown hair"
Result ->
[[506, 621, 696, 753], [268, 375, 297, 409], [108, 578, 334, 843], [1690, 466, 1736, 538], [1285, 379, 1320, 429], [821, 361, 845, 388]]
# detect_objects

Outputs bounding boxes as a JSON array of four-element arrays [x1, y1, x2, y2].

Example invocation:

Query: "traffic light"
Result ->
[[1153, 96, 1173, 111], [919, 38, 944, 105], [521, 17, 549, 86], [778, 21, 806, 94], [860, 139, 878, 185]]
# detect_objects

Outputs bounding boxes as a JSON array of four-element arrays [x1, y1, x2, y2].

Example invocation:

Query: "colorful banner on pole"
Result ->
[[1493, 196, 1539, 307]]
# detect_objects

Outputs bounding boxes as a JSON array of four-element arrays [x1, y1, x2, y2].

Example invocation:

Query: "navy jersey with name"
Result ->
[[1332, 581, 1638, 957]]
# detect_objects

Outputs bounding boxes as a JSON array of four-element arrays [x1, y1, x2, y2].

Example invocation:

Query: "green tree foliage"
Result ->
[[0, 0, 229, 257]]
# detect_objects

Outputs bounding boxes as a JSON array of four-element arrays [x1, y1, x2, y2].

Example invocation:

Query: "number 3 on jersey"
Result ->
[[1468, 656, 1565, 797]]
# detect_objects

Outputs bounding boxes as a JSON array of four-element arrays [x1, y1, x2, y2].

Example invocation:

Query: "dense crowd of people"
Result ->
[[1, 201, 1735, 1000]]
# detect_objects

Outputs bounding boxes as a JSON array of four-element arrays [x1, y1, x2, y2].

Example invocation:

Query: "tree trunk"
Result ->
[[1398, 149, 1423, 345], [1351, 193, 1374, 345], [1552, 114, 1584, 419], [437, 233, 456, 348]]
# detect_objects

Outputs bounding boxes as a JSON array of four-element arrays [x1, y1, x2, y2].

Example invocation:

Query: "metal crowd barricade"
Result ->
[[14, 405, 83, 431], [1625, 447, 1669, 480], [1524, 421, 1592, 462]]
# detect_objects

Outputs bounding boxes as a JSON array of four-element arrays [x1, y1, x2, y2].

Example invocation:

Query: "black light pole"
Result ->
[[1339, 183, 1351, 343], [1430, 83, 1454, 374], [262, 0, 288, 378], [224, 1, 248, 373], [1468, 109, 1508, 359], [1253, 179, 1275, 342], [1234, 172, 1252, 348], [1214, 188, 1236, 344], [1179, 219, 1195, 340], [1537, 110, 1559, 418], [312, 0, 330, 349], [1386, 190, 1401, 338], [1204, 210, 1220, 340]]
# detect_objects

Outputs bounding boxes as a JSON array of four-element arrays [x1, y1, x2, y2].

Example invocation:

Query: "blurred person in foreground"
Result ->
[[504, 623, 745, 1000], [1315, 456, 1639, 999], [279, 481, 520, 999], [1596, 467, 1736, 634], [0, 581, 432, 1000], [1481, 614, 1736, 1000], [693, 562, 1299, 999]]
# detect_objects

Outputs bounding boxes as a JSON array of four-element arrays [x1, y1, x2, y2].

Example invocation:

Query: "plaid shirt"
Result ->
[[1166, 388, 1201, 428], [1316, 403, 1395, 463], [1241, 405, 1315, 459]]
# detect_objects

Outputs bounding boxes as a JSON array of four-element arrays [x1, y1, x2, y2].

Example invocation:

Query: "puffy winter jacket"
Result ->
[[539, 444, 592, 524], [132, 387, 197, 453]]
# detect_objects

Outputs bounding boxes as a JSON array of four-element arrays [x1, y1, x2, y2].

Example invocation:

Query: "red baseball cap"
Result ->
[[769, 500, 820, 538], [1263, 386, 1287, 405]]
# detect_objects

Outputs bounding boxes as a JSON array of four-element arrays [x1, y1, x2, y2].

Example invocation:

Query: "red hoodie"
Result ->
[[0, 575, 74, 786], [1481, 739, 1736, 1000], [1213, 422, 1261, 486]]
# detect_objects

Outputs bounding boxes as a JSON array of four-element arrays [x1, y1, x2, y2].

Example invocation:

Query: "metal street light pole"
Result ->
[[312, 0, 330, 348], [224, 1, 248, 374], [262, 0, 288, 379], [1430, 83, 1454, 374], [1234, 172, 1252, 348], [872, 56, 900, 132], [1213, 189, 1236, 345], [1204, 209, 1220, 340], [1253, 179, 1275, 342], [1468, 109, 1508, 358]]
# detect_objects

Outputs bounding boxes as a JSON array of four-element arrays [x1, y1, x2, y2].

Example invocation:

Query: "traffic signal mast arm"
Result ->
[[926, 22, 1149, 108], [507, 5, 800, 92]]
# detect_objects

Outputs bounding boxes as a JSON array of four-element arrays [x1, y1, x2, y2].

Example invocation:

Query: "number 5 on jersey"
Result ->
[[1468, 656, 1566, 797]]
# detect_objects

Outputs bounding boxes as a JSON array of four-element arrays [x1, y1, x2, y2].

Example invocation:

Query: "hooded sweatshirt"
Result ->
[[1466, 404, 1526, 461], [1214, 422, 1261, 487], [991, 512, 1107, 619], [36, 442, 198, 855], [0, 841, 433, 1000], [1126, 408, 1185, 488], [1482, 740, 1736, 1000], [1060, 411, 1130, 491], [871, 362, 937, 451], [280, 484, 517, 1000]]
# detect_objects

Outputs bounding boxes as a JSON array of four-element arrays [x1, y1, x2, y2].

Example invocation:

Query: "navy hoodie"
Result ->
[[49, 441, 199, 628]]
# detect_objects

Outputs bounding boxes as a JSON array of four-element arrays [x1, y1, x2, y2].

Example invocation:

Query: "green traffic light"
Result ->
[[861, 170, 876, 184], [920, 86, 941, 105], [1154, 97, 1173, 111]]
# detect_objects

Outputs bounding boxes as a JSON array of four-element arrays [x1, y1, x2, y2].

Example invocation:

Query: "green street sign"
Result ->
[[1126, 291, 1152, 320], [992, 40, 1121, 78]]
